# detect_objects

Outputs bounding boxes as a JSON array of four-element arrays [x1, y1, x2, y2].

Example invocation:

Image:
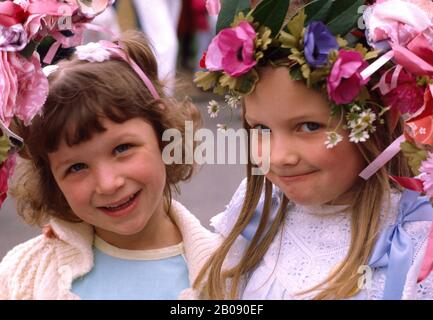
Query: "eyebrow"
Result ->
[[245, 113, 325, 124]]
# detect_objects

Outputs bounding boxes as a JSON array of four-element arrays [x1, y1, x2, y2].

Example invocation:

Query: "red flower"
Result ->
[[0, 2, 28, 27], [199, 51, 207, 69], [382, 70, 424, 114]]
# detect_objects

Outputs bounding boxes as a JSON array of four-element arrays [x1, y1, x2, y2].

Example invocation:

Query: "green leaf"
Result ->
[[285, 9, 306, 43], [304, 0, 334, 23], [400, 141, 428, 176], [194, 71, 220, 91], [251, 0, 291, 37], [216, 0, 251, 33], [326, 0, 364, 35], [19, 40, 38, 59]]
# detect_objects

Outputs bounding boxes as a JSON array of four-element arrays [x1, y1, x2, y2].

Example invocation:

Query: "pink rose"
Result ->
[[381, 69, 424, 114], [327, 50, 369, 105], [0, 154, 16, 209], [205, 21, 257, 77], [0, 51, 48, 126]]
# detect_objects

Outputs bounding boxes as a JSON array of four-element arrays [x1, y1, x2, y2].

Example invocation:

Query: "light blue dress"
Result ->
[[72, 236, 189, 300]]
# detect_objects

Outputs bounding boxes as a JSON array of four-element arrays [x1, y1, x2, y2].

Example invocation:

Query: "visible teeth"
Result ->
[[106, 193, 135, 209]]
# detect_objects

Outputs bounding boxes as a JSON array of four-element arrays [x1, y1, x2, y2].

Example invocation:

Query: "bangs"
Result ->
[[33, 60, 159, 155]]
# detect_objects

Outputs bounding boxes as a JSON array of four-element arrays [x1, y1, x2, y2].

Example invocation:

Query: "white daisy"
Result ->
[[324, 132, 343, 149], [349, 130, 370, 143], [207, 100, 220, 118]]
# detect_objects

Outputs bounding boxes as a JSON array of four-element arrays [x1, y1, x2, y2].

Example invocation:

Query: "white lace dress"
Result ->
[[211, 179, 433, 299]]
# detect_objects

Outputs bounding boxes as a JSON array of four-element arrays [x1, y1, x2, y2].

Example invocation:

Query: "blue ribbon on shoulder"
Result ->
[[368, 189, 433, 300]]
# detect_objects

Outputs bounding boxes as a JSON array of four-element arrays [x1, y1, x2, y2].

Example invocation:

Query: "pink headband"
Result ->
[[73, 40, 161, 100]]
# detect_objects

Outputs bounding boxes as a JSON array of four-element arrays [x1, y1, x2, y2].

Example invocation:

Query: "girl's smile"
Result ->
[[97, 190, 142, 218]]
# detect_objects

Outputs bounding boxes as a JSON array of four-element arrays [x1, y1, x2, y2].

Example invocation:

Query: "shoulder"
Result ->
[[0, 218, 94, 299], [0, 234, 56, 299], [170, 200, 223, 284], [210, 178, 249, 236]]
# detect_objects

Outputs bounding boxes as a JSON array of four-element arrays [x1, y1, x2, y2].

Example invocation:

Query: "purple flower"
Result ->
[[205, 21, 257, 77], [0, 24, 27, 52], [304, 21, 338, 68]]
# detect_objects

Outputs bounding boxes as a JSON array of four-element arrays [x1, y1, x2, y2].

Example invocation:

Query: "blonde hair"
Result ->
[[194, 97, 411, 300], [10, 30, 201, 226]]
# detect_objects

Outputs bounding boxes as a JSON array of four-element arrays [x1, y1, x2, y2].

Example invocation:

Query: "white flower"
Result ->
[[75, 42, 111, 63], [217, 123, 228, 132], [225, 93, 241, 109], [207, 100, 220, 118], [324, 132, 343, 149], [349, 130, 370, 143], [358, 109, 376, 125], [42, 65, 59, 77]]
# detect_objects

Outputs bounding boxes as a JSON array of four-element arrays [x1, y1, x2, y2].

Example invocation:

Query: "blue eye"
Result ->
[[114, 144, 132, 154], [68, 163, 87, 174], [300, 122, 321, 132]]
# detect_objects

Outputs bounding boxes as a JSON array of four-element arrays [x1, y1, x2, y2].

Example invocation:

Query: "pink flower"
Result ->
[[75, 0, 115, 19], [0, 1, 28, 27], [0, 154, 16, 209], [364, 0, 431, 46], [420, 152, 433, 197], [205, 21, 257, 77], [392, 31, 433, 77], [381, 70, 424, 114], [327, 50, 369, 105], [0, 51, 48, 126]]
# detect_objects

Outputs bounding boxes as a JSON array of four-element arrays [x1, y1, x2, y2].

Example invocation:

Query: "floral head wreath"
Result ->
[[197, 0, 433, 282], [196, 0, 431, 147], [0, 0, 115, 208]]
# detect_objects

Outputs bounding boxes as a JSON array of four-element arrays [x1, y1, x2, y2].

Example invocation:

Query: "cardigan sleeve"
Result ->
[[0, 235, 47, 299], [210, 178, 248, 237]]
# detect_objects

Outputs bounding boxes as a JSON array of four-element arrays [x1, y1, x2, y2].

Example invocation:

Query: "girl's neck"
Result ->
[[94, 200, 182, 250]]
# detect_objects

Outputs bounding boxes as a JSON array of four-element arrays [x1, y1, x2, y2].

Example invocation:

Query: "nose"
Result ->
[[270, 133, 300, 168], [94, 164, 125, 195]]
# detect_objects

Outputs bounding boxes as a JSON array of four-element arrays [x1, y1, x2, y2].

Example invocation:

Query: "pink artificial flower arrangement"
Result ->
[[327, 50, 369, 105], [205, 21, 257, 77]]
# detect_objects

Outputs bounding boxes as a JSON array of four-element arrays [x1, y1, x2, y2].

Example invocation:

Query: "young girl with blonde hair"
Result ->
[[0, 30, 218, 299], [194, 0, 433, 299]]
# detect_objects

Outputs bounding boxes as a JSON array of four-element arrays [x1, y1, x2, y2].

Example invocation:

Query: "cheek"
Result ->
[[132, 155, 166, 189]]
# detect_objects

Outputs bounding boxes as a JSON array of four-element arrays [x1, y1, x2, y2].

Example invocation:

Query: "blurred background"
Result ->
[[0, 0, 246, 259]]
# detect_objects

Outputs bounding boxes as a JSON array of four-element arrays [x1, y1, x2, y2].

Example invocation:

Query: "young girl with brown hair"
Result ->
[[0, 30, 218, 299]]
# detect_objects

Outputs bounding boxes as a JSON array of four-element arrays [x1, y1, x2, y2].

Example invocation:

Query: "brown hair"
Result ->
[[10, 30, 201, 226], [193, 81, 411, 300]]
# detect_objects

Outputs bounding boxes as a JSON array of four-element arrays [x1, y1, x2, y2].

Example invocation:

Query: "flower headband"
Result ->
[[72, 40, 160, 100], [194, 0, 432, 148], [0, 0, 114, 208]]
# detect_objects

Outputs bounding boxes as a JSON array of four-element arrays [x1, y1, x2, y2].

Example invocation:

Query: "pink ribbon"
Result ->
[[206, 0, 221, 16], [360, 50, 394, 81], [359, 134, 406, 180], [99, 40, 160, 100], [43, 23, 116, 65]]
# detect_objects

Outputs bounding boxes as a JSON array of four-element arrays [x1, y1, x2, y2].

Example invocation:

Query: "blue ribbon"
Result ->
[[368, 189, 433, 299]]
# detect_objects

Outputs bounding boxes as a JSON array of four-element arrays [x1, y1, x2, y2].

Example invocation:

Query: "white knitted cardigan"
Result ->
[[0, 200, 221, 299]]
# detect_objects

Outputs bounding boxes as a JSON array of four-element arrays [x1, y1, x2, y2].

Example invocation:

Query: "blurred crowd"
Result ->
[[85, 0, 217, 96]]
